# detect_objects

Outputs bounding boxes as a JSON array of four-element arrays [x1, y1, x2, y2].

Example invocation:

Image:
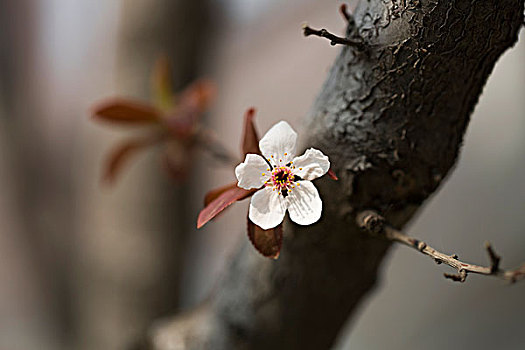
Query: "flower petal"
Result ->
[[249, 187, 287, 230], [291, 148, 330, 181], [259, 121, 297, 166], [287, 180, 322, 226], [235, 154, 271, 190]]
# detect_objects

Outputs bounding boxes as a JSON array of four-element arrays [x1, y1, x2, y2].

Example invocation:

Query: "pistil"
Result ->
[[266, 166, 296, 196]]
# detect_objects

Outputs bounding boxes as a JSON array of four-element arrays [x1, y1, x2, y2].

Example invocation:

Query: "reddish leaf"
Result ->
[[102, 137, 159, 185], [247, 218, 283, 259], [92, 98, 161, 124], [164, 80, 216, 137], [204, 182, 238, 206], [197, 185, 254, 229], [327, 168, 339, 180], [162, 140, 192, 181], [164, 110, 196, 139], [179, 79, 217, 114], [241, 108, 260, 156]]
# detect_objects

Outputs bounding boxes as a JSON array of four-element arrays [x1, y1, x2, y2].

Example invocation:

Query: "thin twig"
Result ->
[[356, 210, 525, 283], [302, 23, 364, 49], [340, 3, 352, 23]]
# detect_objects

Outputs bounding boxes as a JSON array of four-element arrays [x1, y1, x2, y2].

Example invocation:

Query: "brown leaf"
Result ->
[[102, 136, 159, 185], [247, 218, 283, 259], [197, 185, 254, 229], [241, 107, 260, 156], [92, 98, 161, 124]]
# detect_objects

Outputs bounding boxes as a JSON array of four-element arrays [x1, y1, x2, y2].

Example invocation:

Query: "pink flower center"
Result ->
[[267, 166, 296, 196]]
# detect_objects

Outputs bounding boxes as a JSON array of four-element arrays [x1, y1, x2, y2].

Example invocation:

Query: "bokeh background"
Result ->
[[0, 1, 523, 349]]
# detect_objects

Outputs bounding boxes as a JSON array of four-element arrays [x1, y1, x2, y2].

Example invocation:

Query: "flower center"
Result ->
[[267, 166, 296, 197]]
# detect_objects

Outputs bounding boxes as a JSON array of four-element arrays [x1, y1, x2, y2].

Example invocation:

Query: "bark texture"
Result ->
[[150, 1, 523, 349]]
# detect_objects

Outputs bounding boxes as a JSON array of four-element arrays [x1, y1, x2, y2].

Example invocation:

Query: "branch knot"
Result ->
[[356, 210, 385, 234]]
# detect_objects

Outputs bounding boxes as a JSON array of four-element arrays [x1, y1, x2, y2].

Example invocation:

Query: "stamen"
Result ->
[[268, 166, 297, 195]]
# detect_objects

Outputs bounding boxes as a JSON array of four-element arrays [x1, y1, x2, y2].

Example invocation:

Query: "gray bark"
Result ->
[[150, 1, 524, 349]]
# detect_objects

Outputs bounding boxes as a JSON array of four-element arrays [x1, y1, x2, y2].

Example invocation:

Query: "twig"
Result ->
[[356, 210, 525, 283], [302, 23, 364, 49], [340, 3, 352, 23]]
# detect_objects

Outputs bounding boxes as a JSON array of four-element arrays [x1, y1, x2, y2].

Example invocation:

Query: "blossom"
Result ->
[[235, 121, 330, 230], [197, 110, 335, 259]]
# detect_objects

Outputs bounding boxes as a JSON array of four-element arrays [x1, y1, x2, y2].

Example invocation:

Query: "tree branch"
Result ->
[[302, 23, 364, 49], [356, 210, 525, 283], [150, 1, 524, 348]]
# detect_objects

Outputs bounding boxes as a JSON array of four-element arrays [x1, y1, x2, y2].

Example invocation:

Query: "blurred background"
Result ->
[[0, 1, 523, 349]]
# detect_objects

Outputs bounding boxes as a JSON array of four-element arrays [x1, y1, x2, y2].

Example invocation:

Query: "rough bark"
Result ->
[[150, 1, 523, 349]]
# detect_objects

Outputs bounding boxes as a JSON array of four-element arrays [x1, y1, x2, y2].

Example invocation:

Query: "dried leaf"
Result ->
[[241, 108, 260, 156], [93, 98, 161, 124], [327, 168, 339, 180], [102, 137, 158, 185], [197, 185, 254, 229], [247, 218, 283, 259]]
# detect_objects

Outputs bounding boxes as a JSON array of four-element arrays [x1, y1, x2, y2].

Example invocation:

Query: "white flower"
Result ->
[[235, 121, 330, 230]]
